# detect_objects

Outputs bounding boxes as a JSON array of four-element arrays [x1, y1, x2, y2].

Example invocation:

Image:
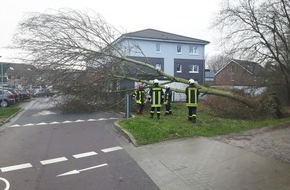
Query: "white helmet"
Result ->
[[164, 85, 169, 89], [188, 79, 195, 84], [153, 79, 159, 84]]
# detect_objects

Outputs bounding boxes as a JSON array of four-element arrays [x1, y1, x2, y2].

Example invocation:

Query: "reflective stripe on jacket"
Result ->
[[150, 86, 163, 107], [185, 87, 198, 107]]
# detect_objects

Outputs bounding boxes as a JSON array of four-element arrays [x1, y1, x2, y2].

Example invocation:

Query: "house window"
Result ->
[[156, 43, 161, 52], [189, 65, 199, 73], [177, 45, 182, 54], [189, 45, 199, 55], [155, 63, 161, 70], [177, 64, 182, 73]]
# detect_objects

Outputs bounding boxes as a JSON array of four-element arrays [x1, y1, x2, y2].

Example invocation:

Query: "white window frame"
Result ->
[[189, 45, 199, 55], [177, 45, 182, 54], [189, 65, 199, 73], [156, 43, 161, 53], [155, 63, 161, 70], [177, 64, 182, 73]]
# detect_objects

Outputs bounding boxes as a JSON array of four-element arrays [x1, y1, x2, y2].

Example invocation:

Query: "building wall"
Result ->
[[215, 62, 261, 86], [119, 38, 206, 83]]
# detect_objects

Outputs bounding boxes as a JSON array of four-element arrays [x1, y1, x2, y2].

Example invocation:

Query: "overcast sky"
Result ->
[[0, 0, 223, 62]]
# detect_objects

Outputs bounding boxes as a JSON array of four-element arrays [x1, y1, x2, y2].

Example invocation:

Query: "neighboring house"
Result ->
[[214, 59, 266, 96]]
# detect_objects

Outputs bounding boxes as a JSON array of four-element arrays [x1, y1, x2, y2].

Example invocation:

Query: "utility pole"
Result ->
[[0, 56, 4, 109]]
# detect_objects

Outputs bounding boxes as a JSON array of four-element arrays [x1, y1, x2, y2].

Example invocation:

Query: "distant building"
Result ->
[[215, 59, 265, 87], [204, 69, 215, 86]]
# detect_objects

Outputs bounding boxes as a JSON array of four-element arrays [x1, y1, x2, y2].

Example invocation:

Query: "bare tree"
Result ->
[[206, 55, 232, 73], [11, 8, 261, 111], [214, 0, 290, 104]]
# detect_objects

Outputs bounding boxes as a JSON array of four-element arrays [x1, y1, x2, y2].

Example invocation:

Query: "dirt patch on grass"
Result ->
[[212, 123, 290, 163]]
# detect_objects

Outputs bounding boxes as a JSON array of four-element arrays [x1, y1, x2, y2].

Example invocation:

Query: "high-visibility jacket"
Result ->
[[185, 85, 199, 107], [164, 89, 172, 105], [135, 90, 145, 104], [149, 85, 164, 107]]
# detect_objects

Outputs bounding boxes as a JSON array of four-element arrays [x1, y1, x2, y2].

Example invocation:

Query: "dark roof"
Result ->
[[233, 59, 264, 75], [121, 29, 210, 45]]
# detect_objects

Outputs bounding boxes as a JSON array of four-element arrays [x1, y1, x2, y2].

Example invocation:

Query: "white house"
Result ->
[[113, 29, 209, 100]]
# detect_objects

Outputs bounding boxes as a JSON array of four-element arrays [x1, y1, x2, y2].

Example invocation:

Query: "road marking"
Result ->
[[23, 123, 34, 126], [73, 151, 98, 159], [0, 163, 32, 172], [57, 163, 108, 177], [36, 122, 48, 125], [9, 124, 21, 128], [88, 119, 97, 122], [98, 118, 108, 121], [101, 146, 123, 153], [62, 121, 73, 123], [75, 120, 85, 123], [49, 121, 60, 125], [0, 177, 10, 190], [40, 157, 68, 165]]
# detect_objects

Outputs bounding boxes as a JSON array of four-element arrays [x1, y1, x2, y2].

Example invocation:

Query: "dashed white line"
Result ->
[[98, 118, 108, 121], [73, 151, 98, 159], [23, 123, 34, 126], [49, 121, 60, 125], [9, 124, 21, 128], [101, 146, 123, 153], [36, 122, 47, 125], [88, 119, 97, 122], [0, 163, 33, 172], [75, 120, 85, 123], [40, 157, 68, 165], [62, 121, 73, 123]]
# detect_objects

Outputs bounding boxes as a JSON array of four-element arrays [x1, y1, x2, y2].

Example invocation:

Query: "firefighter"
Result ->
[[164, 85, 172, 115], [149, 79, 164, 119], [185, 79, 199, 123], [134, 84, 146, 114]]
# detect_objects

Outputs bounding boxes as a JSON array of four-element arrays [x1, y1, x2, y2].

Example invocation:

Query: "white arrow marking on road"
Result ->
[[57, 163, 108, 177], [0, 177, 10, 190]]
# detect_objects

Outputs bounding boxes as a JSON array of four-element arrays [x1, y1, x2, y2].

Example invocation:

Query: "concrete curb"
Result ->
[[113, 120, 139, 147]]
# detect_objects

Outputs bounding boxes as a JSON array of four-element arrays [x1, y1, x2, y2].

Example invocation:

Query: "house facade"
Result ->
[[214, 59, 265, 93], [115, 29, 210, 85]]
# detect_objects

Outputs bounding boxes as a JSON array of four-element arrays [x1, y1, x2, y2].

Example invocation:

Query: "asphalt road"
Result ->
[[0, 98, 159, 190]]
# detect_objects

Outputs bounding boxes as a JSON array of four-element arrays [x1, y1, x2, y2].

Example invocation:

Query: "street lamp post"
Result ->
[[0, 56, 4, 109]]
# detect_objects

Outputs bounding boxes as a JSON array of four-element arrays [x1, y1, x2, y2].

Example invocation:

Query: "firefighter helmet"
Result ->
[[153, 79, 159, 84], [164, 85, 169, 89], [188, 79, 195, 84]]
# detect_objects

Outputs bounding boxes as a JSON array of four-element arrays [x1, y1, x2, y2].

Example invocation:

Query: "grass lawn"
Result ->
[[0, 106, 22, 124], [119, 102, 290, 145]]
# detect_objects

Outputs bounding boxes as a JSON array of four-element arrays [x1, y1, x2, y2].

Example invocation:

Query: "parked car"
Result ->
[[4, 88, 20, 103], [0, 90, 15, 107], [20, 90, 31, 100]]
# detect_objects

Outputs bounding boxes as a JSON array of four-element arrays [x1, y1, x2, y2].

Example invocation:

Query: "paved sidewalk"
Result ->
[[121, 136, 290, 190]]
